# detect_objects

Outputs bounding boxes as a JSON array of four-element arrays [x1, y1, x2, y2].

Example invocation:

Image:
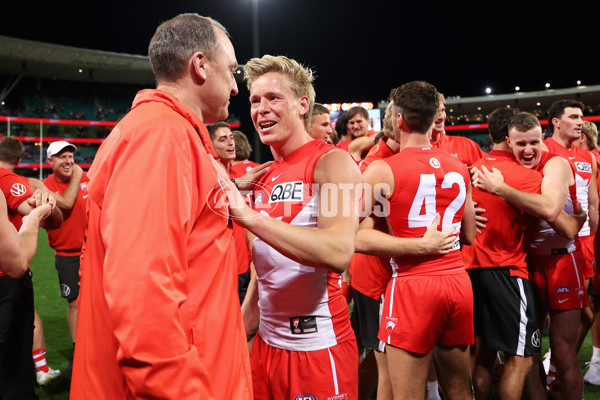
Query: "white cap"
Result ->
[[47, 141, 77, 157]]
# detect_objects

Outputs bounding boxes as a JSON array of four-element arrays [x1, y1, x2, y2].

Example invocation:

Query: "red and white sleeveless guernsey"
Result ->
[[384, 147, 470, 276], [251, 139, 355, 351], [545, 137, 594, 237]]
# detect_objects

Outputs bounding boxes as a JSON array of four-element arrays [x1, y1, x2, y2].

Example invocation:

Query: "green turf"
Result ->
[[31, 229, 73, 398], [28, 229, 600, 399]]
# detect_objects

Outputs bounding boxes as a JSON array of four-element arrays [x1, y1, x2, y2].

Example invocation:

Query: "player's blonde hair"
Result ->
[[244, 55, 315, 131], [582, 121, 599, 152]]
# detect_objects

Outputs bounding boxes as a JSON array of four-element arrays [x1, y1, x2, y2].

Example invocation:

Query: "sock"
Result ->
[[592, 346, 600, 361], [32, 347, 49, 373], [426, 380, 441, 400], [547, 359, 556, 386]]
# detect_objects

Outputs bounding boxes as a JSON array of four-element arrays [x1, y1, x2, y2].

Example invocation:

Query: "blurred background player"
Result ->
[[309, 103, 334, 145], [209, 121, 236, 173], [42, 140, 88, 379], [0, 137, 63, 396], [337, 106, 376, 163], [230, 130, 260, 176], [0, 191, 52, 278], [575, 121, 600, 384], [543, 100, 598, 397], [431, 93, 485, 167]]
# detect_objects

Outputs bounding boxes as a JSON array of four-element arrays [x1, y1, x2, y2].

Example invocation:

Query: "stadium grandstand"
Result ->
[[1, 35, 600, 175], [0, 35, 242, 178]]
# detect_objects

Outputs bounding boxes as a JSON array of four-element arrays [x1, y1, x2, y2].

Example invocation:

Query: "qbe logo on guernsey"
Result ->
[[575, 162, 592, 173], [269, 181, 303, 203]]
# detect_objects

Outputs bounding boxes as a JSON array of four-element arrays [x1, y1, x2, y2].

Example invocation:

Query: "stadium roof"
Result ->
[[0, 35, 155, 86]]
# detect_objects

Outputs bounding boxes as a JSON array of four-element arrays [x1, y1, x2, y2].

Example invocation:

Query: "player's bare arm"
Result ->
[[475, 156, 571, 223], [1, 192, 53, 278], [29, 164, 83, 210], [459, 183, 476, 245], [588, 156, 599, 233], [19, 188, 63, 230], [215, 148, 361, 273], [356, 160, 457, 256]]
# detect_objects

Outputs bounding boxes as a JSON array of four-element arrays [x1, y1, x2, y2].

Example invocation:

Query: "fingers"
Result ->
[[28, 189, 51, 209]]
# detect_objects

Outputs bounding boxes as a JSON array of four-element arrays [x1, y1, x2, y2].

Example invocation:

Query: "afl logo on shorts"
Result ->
[[429, 158, 441, 169], [10, 183, 27, 197], [293, 395, 317, 400], [531, 329, 541, 348], [61, 284, 71, 298]]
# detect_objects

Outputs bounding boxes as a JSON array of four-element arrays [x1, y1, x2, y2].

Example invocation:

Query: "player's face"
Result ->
[[506, 126, 544, 169], [347, 113, 369, 139], [48, 150, 74, 182], [433, 100, 446, 133], [553, 106, 584, 143], [212, 127, 236, 162], [309, 113, 333, 143], [249, 72, 309, 146], [201, 30, 239, 124]]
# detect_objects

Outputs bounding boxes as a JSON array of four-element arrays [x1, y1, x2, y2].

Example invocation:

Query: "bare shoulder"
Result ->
[[314, 148, 361, 184], [363, 159, 394, 188], [546, 155, 570, 171]]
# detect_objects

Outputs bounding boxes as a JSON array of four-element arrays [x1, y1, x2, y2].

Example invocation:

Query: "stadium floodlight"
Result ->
[[515, 86, 520, 92], [545, 83, 551, 89], [485, 87, 492, 95]]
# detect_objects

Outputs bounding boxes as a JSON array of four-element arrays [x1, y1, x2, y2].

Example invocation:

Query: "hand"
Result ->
[[72, 164, 83, 178], [26, 189, 56, 210], [468, 165, 479, 187], [235, 161, 273, 191], [473, 201, 487, 234], [420, 214, 456, 254], [210, 156, 255, 226], [474, 165, 505, 195], [25, 202, 53, 222]]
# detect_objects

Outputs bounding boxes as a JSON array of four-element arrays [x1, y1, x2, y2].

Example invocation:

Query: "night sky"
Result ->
[[3, 0, 597, 118]]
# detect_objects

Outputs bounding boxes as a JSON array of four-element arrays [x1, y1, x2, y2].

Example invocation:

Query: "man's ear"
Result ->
[[191, 51, 208, 83], [396, 111, 405, 131], [299, 96, 310, 119]]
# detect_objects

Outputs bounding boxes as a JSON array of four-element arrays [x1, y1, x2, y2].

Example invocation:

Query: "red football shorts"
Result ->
[[528, 251, 588, 310], [576, 235, 595, 279], [251, 333, 358, 400], [378, 271, 474, 354]]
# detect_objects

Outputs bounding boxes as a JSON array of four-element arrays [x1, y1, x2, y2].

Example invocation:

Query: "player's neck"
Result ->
[[0, 161, 14, 172], [400, 132, 431, 150], [492, 142, 511, 152], [431, 129, 444, 143], [269, 132, 312, 161], [219, 159, 231, 173], [550, 133, 573, 150]]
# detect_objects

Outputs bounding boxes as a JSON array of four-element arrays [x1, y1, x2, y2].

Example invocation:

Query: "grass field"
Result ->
[[29, 229, 600, 399]]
